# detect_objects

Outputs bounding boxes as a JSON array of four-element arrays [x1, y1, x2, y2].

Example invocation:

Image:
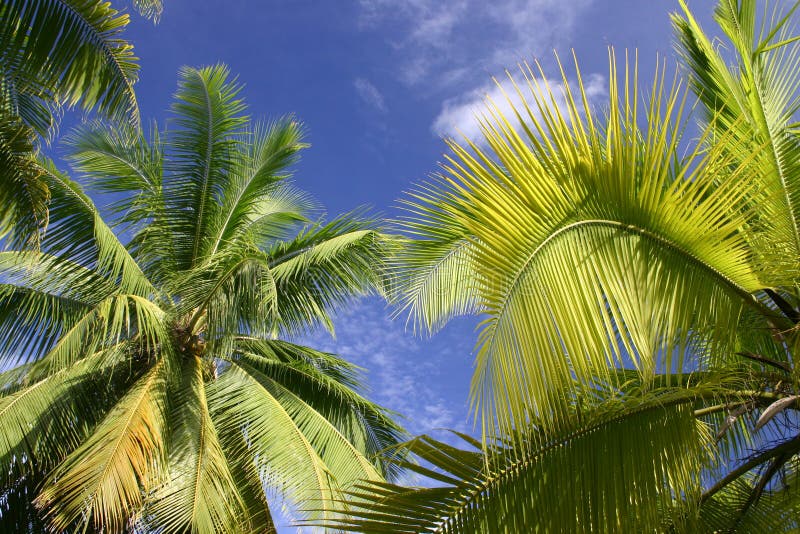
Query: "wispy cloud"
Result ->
[[432, 72, 606, 143], [358, 0, 594, 90], [354, 77, 388, 113], [297, 297, 475, 438]]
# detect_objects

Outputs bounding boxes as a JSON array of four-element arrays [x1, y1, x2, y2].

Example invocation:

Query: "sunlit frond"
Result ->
[[269, 212, 395, 335], [210, 359, 356, 521], [389, 178, 481, 334], [38, 158, 157, 297], [165, 64, 248, 270], [229, 337, 407, 479], [0, 346, 133, 485], [206, 117, 311, 256], [396, 50, 775, 438], [672, 0, 800, 282]]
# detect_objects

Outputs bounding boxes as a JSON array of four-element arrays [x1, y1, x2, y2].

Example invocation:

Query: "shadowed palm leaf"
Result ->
[[0, 0, 163, 247]]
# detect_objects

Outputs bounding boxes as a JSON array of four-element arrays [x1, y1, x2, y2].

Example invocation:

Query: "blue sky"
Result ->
[[60, 1, 718, 529]]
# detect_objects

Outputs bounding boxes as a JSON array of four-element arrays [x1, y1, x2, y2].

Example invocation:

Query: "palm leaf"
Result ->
[[207, 117, 311, 256], [35, 358, 167, 532], [144, 356, 246, 534], [0, 0, 140, 123], [0, 345, 133, 485], [209, 360, 351, 522], [672, 0, 800, 281], [319, 394, 711, 533], [269, 212, 395, 336], [397, 52, 776, 438], [230, 337, 407, 480], [165, 64, 247, 270], [0, 115, 47, 248], [389, 179, 481, 334]]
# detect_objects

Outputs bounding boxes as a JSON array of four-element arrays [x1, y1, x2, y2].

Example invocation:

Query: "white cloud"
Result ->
[[431, 72, 606, 144], [358, 0, 594, 89], [353, 77, 388, 113]]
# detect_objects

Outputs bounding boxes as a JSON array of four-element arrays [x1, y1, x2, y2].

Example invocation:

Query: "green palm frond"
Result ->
[[672, 0, 800, 280], [209, 358, 379, 522], [144, 356, 246, 534], [166, 64, 248, 270], [218, 426, 278, 534], [207, 117, 311, 256], [0, 249, 166, 370], [228, 337, 407, 479], [0, 115, 47, 248], [0, 345, 134, 484], [320, 392, 712, 533], [0, 66, 56, 138], [0, 0, 140, 123], [64, 120, 164, 221], [395, 51, 777, 438], [0, 0, 165, 248], [39, 159, 157, 298], [269, 211, 395, 335], [389, 181, 480, 334]]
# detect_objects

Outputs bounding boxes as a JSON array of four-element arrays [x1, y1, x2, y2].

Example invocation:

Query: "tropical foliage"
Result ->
[[0, 0, 163, 247], [323, 0, 800, 532], [0, 64, 404, 532]]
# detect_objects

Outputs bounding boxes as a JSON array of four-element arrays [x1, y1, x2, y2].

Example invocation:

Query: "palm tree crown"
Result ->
[[0, 64, 404, 533]]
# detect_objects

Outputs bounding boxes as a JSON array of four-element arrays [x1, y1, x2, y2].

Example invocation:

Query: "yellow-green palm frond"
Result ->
[[672, 0, 800, 283], [397, 51, 773, 439], [389, 183, 481, 334], [209, 355, 380, 522], [225, 337, 407, 479], [0, 345, 135, 487], [166, 65, 248, 271], [268, 211, 397, 336], [206, 117, 312, 257]]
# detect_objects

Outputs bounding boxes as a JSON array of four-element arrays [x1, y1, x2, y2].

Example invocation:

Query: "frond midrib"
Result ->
[[492, 218, 771, 325]]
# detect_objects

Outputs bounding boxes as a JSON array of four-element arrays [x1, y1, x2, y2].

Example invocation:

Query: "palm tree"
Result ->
[[0, 0, 163, 247], [0, 64, 404, 533], [322, 1, 800, 532]]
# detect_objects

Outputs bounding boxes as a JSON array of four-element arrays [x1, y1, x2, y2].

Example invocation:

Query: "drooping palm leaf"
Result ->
[[395, 51, 777, 440], [35, 358, 167, 532], [320, 391, 714, 533], [227, 337, 406, 479], [143, 356, 245, 534], [0, 0, 140, 123]]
